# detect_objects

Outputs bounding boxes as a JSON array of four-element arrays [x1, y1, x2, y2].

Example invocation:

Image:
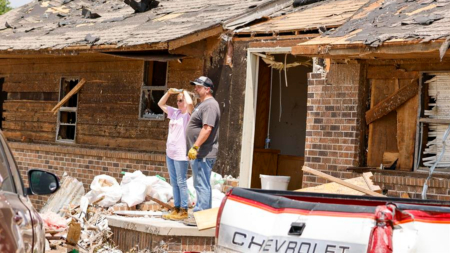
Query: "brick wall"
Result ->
[[302, 62, 450, 200], [303, 63, 364, 188], [11, 142, 173, 209], [110, 227, 214, 252]]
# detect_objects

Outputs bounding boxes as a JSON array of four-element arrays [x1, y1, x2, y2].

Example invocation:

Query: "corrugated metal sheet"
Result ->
[[236, 0, 369, 34], [0, 0, 279, 51]]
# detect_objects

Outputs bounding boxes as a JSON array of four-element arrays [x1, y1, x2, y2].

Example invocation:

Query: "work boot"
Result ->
[[162, 207, 179, 220], [170, 208, 188, 221]]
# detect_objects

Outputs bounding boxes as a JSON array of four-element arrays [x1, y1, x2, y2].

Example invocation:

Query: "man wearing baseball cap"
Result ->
[[184, 76, 220, 225]]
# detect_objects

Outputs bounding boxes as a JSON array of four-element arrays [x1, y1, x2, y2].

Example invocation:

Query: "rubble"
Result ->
[[41, 170, 230, 252]]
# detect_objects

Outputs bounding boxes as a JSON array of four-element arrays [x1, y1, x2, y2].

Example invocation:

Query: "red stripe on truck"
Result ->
[[228, 195, 376, 219]]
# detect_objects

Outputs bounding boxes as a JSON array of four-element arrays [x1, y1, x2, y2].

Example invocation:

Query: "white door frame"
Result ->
[[239, 47, 292, 188]]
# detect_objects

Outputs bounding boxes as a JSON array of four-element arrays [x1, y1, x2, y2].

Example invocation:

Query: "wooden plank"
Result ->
[[3, 82, 59, 92], [396, 80, 418, 171], [7, 92, 58, 101], [251, 149, 280, 189], [77, 125, 167, 139], [52, 78, 86, 114], [168, 26, 223, 50], [382, 152, 399, 168], [367, 79, 398, 167], [302, 166, 385, 197], [297, 176, 372, 195], [277, 155, 304, 190], [77, 135, 166, 152], [193, 207, 219, 231], [367, 66, 419, 79], [365, 80, 418, 125], [3, 101, 55, 112], [419, 118, 450, 124], [79, 94, 139, 104], [362, 172, 381, 193], [78, 104, 138, 115], [2, 121, 56, 132], [3, 130, 55, 142], [3, 112, 57, 123]]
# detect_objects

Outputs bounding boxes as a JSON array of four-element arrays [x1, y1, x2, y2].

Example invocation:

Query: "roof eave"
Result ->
[[292, 39, 448, 59]]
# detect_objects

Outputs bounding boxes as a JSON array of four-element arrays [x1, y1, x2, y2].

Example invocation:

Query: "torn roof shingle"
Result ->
[[235, 0, 369, 35], [296, 0, 450, 48], [0, 0, 280, 51]]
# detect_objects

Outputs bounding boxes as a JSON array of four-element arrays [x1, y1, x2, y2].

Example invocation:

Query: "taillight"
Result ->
[[216, 188, 233, 239]]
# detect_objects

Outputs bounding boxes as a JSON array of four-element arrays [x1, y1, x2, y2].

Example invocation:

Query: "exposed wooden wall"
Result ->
[[364, 59, 450, 171], [0, 54, 203, 152]]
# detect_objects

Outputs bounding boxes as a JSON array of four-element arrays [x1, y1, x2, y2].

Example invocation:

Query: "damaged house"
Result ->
[[0, 0, 294, 209], [223, 0, 369, 190], [291, 0, 450, 200]]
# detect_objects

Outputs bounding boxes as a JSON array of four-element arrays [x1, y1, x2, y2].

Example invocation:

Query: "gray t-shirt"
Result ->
[[186, 98, 220, 159]]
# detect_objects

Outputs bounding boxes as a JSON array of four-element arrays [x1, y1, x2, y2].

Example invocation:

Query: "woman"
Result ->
[[158, 88, 194, 221]]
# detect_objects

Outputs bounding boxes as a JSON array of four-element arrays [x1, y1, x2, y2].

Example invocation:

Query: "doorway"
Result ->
[[240, 48, 312, 190]]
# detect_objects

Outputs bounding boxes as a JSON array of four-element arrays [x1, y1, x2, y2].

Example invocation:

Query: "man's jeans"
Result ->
[[190, 158, 216, 212], [166, 156, 189, 209]]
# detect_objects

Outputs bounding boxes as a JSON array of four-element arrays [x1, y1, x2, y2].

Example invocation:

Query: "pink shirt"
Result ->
[[166, 106, 190, 161]]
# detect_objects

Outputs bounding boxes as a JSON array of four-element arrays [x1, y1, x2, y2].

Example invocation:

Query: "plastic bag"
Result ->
[[120, 172, 173, 207], [212, 189, 225, 208], [210, 172, 225, 191], [84, 175, 122, 207], [186, 172, 225, 208]]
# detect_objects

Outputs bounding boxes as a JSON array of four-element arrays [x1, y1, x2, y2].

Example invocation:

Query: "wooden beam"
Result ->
[[362, 172, 381, 193], [51, 78, 86, 115], [302, 166, 385, 197], [365, 80, 418, 125], [168, 26, 223, 50], [419, 118, 450, 124]]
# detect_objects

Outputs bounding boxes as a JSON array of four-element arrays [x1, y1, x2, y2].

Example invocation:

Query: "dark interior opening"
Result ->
[[57, 125, 76, 141], [60, 79, 79, 107]]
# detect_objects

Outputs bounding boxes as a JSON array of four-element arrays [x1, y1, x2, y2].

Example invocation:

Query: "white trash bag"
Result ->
[[212, 189, 225, 208], [120, 172, 173, 207], [84, 175, 122, 207], [186, 172, 225, 208]]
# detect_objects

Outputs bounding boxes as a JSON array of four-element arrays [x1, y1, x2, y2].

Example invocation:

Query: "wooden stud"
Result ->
[[302, 166, 385, 197], [51, 78, 86, 114]]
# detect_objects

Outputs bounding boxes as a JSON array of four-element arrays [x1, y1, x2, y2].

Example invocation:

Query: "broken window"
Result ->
[[139, 61, 167, 120], [56, 78, 78, 142], [416, 73, 450, 172]]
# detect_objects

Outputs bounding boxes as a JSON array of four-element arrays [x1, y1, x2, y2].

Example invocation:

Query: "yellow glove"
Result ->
[[188, 145, 199, 160]]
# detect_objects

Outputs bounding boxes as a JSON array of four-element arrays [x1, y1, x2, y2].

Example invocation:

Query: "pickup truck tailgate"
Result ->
[[217, 188, 376, 252]]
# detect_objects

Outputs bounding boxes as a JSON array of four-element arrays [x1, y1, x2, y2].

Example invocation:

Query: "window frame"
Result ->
[[55, 77, 79, 144], [139, 61, 168, 121], [414, 71, 450, 173]]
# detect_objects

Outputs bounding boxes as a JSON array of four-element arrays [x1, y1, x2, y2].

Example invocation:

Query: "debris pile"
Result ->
[[41, 171, 238, 252]]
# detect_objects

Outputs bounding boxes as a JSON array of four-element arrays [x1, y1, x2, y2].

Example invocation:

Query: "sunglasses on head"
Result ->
[[177, 99, 184, 103]]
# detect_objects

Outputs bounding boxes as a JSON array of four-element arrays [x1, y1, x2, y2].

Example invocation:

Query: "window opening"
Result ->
[[56, 78, 79, 142], [140, 61, 167, 120], [417, 72, 450, 171]]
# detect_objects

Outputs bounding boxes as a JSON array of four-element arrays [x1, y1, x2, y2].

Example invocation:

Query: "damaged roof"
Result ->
[[235, 0, 369, 35], [292, 0, 450, 58], [0, 0, 284, 52]]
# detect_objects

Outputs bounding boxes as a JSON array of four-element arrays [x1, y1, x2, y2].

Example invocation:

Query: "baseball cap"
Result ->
[[190, 76, 214, 90]]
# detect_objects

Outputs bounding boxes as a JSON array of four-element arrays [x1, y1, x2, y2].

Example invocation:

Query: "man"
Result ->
[[185, 76, 220, 225]]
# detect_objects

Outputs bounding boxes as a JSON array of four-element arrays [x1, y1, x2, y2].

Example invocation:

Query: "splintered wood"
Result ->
[[423, 73, 450, 167], [299, 166, 383, 196]]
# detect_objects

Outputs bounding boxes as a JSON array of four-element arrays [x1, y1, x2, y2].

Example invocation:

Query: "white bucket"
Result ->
[[260, 175, 290, 190]]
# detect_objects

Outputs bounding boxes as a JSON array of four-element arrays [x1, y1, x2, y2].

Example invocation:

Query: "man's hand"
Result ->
[[188, 145, 199, 160]]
